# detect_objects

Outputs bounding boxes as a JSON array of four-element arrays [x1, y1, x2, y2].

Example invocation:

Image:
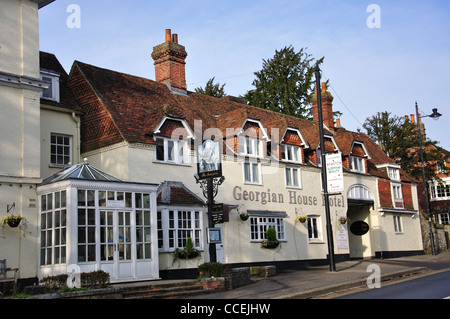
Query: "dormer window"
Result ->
[[388, 167, 400, 181], [281, 144, 301, 163], [349, 142, 369, 174], [240, 136, 262, 157], [155, 137, 189, 164], [350, 156, 365, 173], [40, 70, 60, 102], [152, 117, 194, 165]]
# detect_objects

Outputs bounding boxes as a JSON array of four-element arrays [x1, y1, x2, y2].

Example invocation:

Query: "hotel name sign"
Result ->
[[232, 186, 346, 208]]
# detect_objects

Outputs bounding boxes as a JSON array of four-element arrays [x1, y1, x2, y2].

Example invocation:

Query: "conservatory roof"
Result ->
[[41, 158, 122, 185]]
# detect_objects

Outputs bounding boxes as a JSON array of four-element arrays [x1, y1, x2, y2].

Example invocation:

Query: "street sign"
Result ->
[[326, 152, 344, 193]]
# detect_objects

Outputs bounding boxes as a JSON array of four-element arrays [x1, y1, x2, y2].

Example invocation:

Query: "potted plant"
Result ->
[[338, 217, 349, 224], [2, 215, 22, 228], [239, 212, 249, 221], [261, 227, 279, 249], [173, 237, 200, 263], [297, 216, 307, 223]]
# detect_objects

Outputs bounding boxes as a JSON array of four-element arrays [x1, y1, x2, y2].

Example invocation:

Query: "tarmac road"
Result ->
[[189, 251, 450, 299], [334, 269, 450, 299]]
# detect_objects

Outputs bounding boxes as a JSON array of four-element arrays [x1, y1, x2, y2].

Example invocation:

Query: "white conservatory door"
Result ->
[[99, 210, 134, 281]]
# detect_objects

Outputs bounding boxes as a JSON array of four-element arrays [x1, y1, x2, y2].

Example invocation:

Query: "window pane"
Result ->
[[244, 163, 251, 182], [252, 163, 259, 183]]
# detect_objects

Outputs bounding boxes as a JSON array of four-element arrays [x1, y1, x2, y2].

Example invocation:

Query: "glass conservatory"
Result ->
[[37, 160, 160, 282]]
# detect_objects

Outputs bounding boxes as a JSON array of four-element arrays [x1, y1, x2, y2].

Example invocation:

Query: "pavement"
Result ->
[[188, 251, 450, 299]]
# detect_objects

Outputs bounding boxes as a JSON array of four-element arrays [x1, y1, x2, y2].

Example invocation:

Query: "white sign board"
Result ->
[[326, 152, 344, 193], [336, 230, 349, 250]]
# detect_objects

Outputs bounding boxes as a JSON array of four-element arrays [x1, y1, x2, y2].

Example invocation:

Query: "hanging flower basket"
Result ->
[[2, 215, 22, 228], [261, 240, 279, 249], [240, 213, 249, 221], [297, 216, 308, 223], [339, 217, 349, 225]]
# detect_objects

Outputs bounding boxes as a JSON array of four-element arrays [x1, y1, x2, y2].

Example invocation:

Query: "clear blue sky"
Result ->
[[39, 0, 450, 150]]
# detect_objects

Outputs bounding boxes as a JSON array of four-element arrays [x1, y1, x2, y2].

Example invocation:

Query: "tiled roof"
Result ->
[[39, 51, 82, 113], [68, 60, 416, 183], [157, 181, 205, 206]]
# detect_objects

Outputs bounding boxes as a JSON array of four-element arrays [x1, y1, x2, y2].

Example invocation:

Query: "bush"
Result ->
[[172, 237, 201, 263], [40, 270, 110, 291], [266, 227, 277, 242], [198, 262, 223, 278]]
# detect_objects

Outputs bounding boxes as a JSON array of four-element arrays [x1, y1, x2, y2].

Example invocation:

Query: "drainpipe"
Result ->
[[72, 112, 81, 164]]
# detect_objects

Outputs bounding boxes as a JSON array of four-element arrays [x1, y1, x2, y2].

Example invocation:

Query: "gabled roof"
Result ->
[[157, 181, 205, 206], [39, 51, 82, 113]]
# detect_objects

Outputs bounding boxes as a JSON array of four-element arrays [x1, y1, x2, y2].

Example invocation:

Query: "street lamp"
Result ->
[[415, 102, 442, 255]]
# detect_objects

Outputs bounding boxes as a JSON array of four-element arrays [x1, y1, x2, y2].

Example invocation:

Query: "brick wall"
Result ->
[[378, 179, 393, 208], [68, 66, 123, 153]]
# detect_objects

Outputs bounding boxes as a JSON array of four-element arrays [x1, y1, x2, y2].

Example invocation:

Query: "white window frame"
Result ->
[[430, 184, 450, 200], [243, 161, 262, 185], [157, 208, 203, 252], [307, 215, 322, 242], [50, 133, 72, 167], [391, 182, 403, 208], [281, 144, 301, 163], [249, 216, 286, 242], [40, 70, 60, 102], [435, 213, 450, 225], [39, 191, 67, 266], [154, 137, 189, 165], [240, 136, 263, 158], [388, 167, 400, 181], [285, 166, 302, 188], [350, 156, 365, 173], [393, 215, 403, 234]]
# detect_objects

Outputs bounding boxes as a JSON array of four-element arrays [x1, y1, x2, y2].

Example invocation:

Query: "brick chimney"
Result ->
[[311, 82, 334, 130], [151, 29, 188, 93]]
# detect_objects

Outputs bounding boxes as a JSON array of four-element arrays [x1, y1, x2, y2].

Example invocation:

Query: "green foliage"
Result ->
[[261, 227, 279, 249], [244, 46, 324, 119], [195, 77, 226, 98], [266, 227, 277, 242], [172, 237, 201, 263], [40, 270, 110, 291], [198, 262, 224, 278], [363, 111, 448, 180]]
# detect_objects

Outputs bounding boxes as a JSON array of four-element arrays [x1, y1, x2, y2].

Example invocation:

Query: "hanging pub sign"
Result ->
[[197, 139, 222, 180]]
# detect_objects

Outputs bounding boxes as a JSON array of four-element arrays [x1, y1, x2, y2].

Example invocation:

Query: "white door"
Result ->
[[99, 210, 134, 281], [215, 224, 225, 263]]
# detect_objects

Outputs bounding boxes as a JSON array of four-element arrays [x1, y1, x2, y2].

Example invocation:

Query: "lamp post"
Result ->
[[315, 65, 336, 272], [415, 102, 441, 255]]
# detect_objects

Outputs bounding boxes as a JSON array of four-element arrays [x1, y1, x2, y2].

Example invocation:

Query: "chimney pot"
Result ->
[[410, 114, 415, 123], [321, 82, 327, 92], [152, 29, 188, 93], [165, 29, 172, 42]]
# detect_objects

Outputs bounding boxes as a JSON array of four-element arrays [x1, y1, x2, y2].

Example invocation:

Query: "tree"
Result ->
[[195, 77, 226, 98], [244, 46, 324, 119], [363, 111, 448, 180]]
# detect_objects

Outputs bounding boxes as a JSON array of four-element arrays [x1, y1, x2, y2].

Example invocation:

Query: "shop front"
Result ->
[[37, 160, 160, 282]]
